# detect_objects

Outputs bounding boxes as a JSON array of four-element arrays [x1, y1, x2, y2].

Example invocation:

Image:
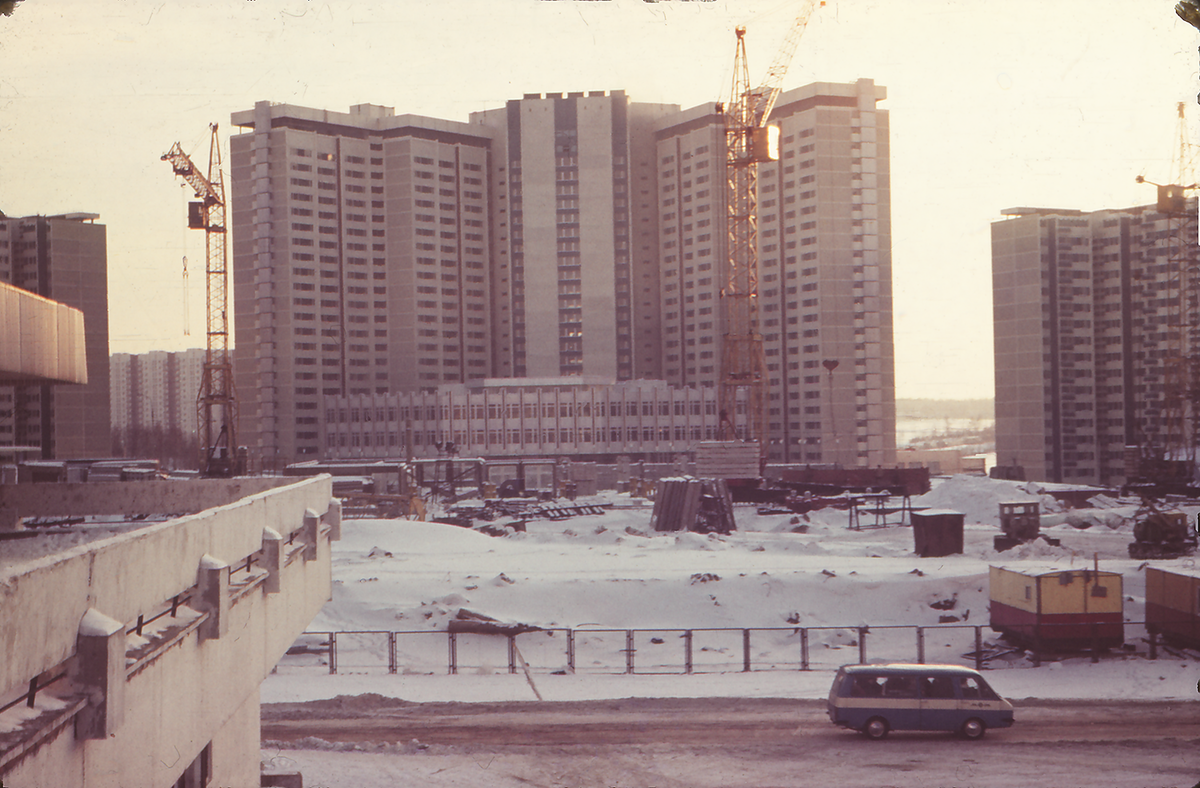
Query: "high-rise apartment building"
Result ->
[[654, 80, 895, 466], [110, 348, 205, 450], [992, 201, 1198, 485], [231, 83, 896, 469], [0, 212, 110, 459], [469, 92, 679, 382], [229, 103, 494, 465]]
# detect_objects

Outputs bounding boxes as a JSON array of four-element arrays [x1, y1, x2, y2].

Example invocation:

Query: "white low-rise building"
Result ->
[[321, 377, 741, 462]]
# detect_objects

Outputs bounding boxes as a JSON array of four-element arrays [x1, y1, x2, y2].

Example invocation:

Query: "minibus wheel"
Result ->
[[961, 718, 986, 740], [863, 717, 889, 740]]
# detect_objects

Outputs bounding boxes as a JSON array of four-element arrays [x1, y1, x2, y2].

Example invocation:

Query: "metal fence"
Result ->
[[273, 621, 1189, 677]]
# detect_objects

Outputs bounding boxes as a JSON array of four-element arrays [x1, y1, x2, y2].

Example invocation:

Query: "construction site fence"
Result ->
[[276, 621, 1190, 678]]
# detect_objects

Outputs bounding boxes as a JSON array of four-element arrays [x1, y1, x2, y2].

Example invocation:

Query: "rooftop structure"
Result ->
[[0, 212, 111, 460], [0, 476, 338, 787]]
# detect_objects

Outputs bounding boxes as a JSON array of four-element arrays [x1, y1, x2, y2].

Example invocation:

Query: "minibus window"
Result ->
[[882, 676, 917, 698], [849, 675, 883, 697], [923, 676, 955, 699], [959, 677, 997, 700]]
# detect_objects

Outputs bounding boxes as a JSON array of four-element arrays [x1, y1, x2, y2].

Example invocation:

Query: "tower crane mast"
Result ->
[[1133, 102, 1197, 483], [162, 125, 240, 477], [718, 1, 822, 463]]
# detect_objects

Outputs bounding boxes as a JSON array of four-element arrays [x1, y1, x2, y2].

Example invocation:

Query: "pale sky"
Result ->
[[1, 0, 1196, 400]]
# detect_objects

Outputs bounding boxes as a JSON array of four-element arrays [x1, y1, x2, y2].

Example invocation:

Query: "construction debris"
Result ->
[[447, 608, 541, 636]]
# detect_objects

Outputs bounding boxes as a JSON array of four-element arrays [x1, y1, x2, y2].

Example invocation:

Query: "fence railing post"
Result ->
[[916, 627, 924, 664], [858, 627, 867, 665], [974, 626, 983, 671], [388, 632, 397, 675], [1149, 629, 1158, 660], [1090, 622, 1100, 664], [625, 630, 635, 674], [508, 636, 517, 674], [567, 629, 576, 673], [684, 630, 693, 674], [328, 632, 337, 675], [742, 629, 752, 673], [448, 631, 458, 675], [800, 628, 809, 671]]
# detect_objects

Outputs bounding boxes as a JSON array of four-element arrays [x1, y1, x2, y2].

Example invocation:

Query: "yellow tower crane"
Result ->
[[718, 0, 823, 466], [162, 125, 241, 477]]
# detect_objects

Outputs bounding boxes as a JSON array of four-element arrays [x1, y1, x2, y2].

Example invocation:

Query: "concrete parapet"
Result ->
[[1, 474, 335, 787], [324, 498, 342, 541], [262, 527, 283, 594], [0, 477, 302, 532], [0, 475, 333, 697], [73, 609, 125, 740], [301, 509, 319, 562], [197, 555, 230, 641]]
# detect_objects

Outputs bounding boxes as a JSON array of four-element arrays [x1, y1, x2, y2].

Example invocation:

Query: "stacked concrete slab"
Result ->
[[650, 477, 736, 534], [694, 441, 760, 479]]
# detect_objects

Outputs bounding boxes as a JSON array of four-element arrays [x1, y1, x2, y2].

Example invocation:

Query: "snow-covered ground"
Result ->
[[263, 475, 1200, 706]]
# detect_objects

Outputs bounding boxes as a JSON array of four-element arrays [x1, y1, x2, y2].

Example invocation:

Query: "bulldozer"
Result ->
[[1128, 508, 1198, 559]]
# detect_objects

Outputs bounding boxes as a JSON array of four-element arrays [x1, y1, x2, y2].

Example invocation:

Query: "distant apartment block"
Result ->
[[229, 103, 494, 464], [654, 80, 895, 466], [231, 83, 896, 469], [0, 212, 110, 459], [110, 348, 205, 443], [469, 91, 679, 381], [992, 201, 1199, 484]]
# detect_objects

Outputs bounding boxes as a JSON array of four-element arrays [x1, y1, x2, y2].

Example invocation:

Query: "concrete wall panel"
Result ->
[[0, 282, 88, 385]]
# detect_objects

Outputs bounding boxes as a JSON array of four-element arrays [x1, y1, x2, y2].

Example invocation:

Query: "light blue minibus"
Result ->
[[827, 663, 1014, 740]]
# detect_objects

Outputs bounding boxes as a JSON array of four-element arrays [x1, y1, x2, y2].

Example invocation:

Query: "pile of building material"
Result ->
[[649, 478, 736, 534], [694, 441, 760, 479]]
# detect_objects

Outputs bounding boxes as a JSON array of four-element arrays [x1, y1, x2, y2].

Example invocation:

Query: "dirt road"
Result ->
[[261, 696, 1200, 787]]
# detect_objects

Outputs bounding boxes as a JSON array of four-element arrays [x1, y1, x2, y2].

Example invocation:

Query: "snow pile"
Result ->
[[912, 475, 1065, 526]]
